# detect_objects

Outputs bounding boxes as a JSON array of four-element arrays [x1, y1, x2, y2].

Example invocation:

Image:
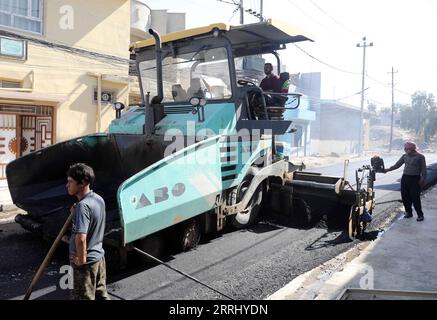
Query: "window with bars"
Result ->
[[0, 0, 43, 34], [0, 79, 21, 88]]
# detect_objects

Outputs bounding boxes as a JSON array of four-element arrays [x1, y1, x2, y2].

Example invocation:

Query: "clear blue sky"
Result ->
[[144, 0, 437, 108]]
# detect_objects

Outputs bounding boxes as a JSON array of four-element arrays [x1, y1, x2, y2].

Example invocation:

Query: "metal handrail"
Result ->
[[263, 92, 302, 110]]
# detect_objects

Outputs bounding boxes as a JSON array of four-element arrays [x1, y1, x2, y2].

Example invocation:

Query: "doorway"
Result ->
[[0, 105, 53, 179]]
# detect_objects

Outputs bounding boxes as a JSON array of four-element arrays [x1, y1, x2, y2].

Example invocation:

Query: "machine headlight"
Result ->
[[213, 28, 220, 38], [199, 98, 207, 107], [190, 97, 200, 106], [113, 102, 125, 111]]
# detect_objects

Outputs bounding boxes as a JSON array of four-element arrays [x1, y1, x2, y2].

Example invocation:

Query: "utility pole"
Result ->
[[388, 67, 398, 153], [240, 0, 244, 24], [218, 0, 264, 23], [357, 37, 373, 156], [260, 0, 263, 21]]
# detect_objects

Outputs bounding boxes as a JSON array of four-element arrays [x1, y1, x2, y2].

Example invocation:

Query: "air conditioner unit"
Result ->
[[94, 90, 114, 104]]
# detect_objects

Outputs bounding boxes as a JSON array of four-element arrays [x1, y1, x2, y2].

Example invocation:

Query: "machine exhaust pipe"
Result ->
[[148, 29, 164, 105], [143, 28, 165, 136]]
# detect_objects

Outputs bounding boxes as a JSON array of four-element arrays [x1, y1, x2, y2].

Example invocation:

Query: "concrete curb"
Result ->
[[267, 244, 366, 300], [314, 235, 385, 300], [268, 183, 437, 300], [317, 187, 437, 299]]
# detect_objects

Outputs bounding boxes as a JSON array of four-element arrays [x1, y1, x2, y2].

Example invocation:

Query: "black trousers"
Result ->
[[401, 175, 424, 217]]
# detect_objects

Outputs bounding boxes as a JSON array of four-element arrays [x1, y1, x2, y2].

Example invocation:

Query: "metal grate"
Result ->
[[0, 104, 52, 115], [220, 138, 240, 182], [337, 288, 437, 300], [164, 106, 193, 115]]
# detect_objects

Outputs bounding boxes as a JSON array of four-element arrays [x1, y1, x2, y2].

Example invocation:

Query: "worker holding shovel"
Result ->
[[66, 163, 110, 300]]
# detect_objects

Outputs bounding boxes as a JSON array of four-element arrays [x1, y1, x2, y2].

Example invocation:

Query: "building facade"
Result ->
[[297, 72, 368, 156], [315, 100, 363, 155], [0, 0, 132, 179]]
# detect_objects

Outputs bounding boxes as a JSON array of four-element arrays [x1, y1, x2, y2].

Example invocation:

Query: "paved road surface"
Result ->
[[1, 154, 436, 300]]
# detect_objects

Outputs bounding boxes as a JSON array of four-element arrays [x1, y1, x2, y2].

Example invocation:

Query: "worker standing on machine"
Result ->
[[384, 142, 427, 222], [260, 63, 282, 106], [66, 163, 110, 300]]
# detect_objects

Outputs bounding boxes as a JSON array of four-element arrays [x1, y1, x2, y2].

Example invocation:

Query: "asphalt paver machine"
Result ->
[[7, 20, 378, 268]]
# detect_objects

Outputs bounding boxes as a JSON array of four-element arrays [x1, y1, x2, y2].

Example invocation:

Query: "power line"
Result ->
[[336, 88, 369, 101], [288, 41, 414, 102], [293, 44, 361, 75], [228, 8, 239, 22], [5, 7, 414, 103], [283, 1, 414, 99], [394, 88, 414, 96], [366, 73, 388, 87], [216, 0, 265, 22], [0, 29, 130, 65], [286, 0, 334, 32], [0, 48, 131, 72], [367, 97, 387, 106], [308, 0, 360, 38], [366, 73, 413, 96], [216, 0, 239, 5]]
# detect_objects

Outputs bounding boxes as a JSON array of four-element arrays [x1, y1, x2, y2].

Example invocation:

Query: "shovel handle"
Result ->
[[23, 210, 74, 300]]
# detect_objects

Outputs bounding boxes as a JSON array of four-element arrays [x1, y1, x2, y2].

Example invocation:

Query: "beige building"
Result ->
[[0, 0, 132, 179], [0, 0, 187, 180]]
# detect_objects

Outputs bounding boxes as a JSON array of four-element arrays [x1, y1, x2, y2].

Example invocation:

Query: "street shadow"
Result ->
[[258, 210, 313, 230], [305, 231, 352, 251], [244, 221, 283, 234], [358, 230, 380, 241], [305, 229, 382, 252]]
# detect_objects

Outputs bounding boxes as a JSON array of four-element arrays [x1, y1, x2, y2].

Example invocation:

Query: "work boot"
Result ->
[[404, 213, 413, 219], [417, 216, 424, 222]]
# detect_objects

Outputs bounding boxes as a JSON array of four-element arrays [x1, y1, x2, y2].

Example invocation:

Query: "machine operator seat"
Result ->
[[187, 78, 205, 98], [172, 84, 188, 102], [248, 90, 268, 120]]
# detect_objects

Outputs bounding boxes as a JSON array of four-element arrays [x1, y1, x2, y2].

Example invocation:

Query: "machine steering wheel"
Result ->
[[238, 79, 257, 87]]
